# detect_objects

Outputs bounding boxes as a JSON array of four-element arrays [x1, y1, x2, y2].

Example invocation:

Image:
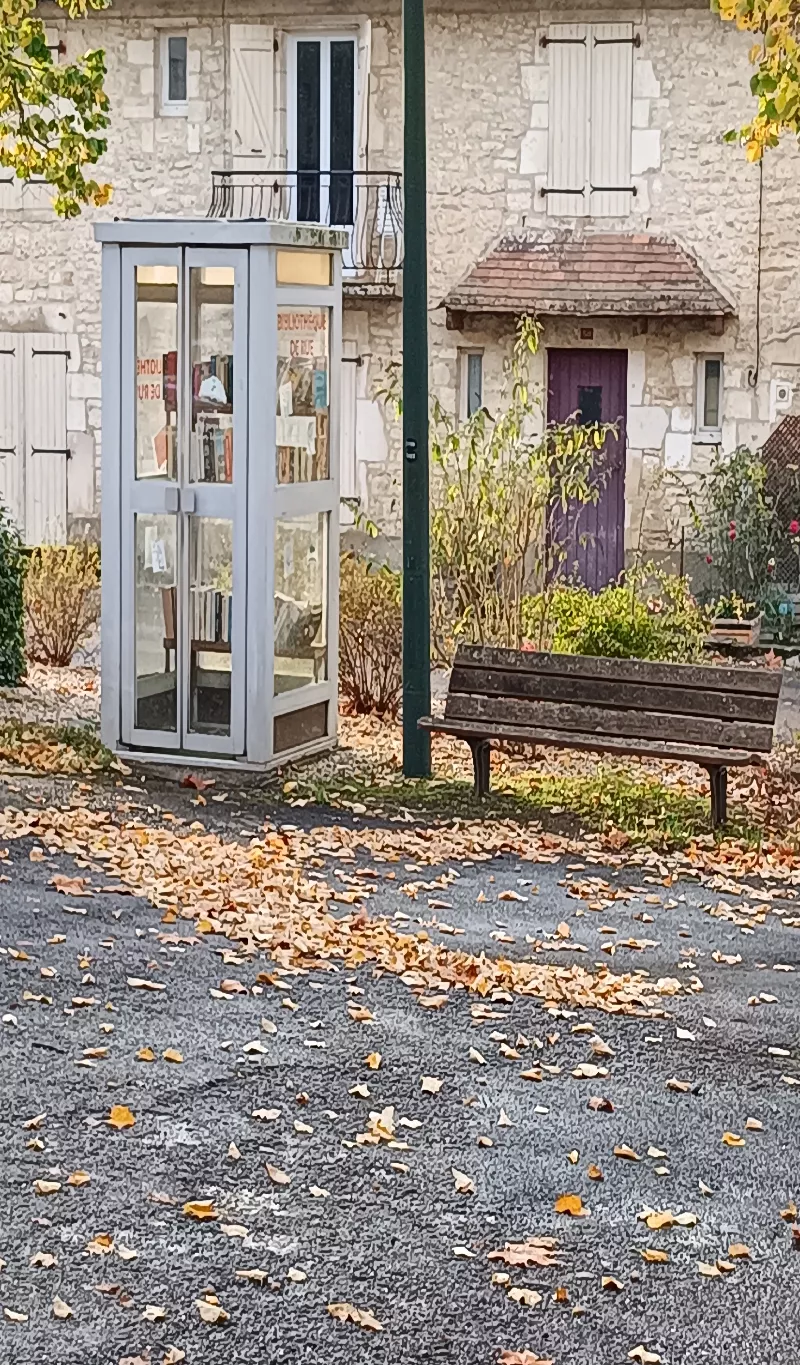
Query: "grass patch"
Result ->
[[0, 721, 115, 775], [280, 763, 761, 848]]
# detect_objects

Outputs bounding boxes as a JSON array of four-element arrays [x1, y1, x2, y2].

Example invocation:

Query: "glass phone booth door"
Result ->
[[120, 248, 247, 756]]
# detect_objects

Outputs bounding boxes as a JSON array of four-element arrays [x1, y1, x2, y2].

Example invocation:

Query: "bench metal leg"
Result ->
[[707, 765, 728, 827], [469, 739, 491, 799]]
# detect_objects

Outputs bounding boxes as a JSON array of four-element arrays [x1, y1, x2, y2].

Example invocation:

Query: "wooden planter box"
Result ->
[[708, 612, 763, 647]]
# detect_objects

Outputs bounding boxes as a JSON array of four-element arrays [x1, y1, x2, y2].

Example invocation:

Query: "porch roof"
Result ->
[[441, 232, 736, 323]]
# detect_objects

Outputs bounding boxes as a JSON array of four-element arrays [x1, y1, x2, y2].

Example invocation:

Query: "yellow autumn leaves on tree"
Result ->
[[714, 0, 800, 158], [0, 0, 112, 216]]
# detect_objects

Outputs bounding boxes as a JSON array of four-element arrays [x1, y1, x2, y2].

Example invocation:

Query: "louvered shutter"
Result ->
[[230, 25, 275, 168], [0, 335, 23, 532], [590, 23, 634, 217], [547, 24, 589, 218], [23, 337, 68, 545]]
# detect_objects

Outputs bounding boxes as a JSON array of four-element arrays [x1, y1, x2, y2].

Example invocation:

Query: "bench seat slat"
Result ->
[[444, 691, 775, 753], [449, 664, 780, 725], [456, 644, 783, 699], [418, 716, 763, 769]]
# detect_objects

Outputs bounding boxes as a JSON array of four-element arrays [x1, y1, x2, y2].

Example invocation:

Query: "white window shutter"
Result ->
[[357, 21, 371, 169], [0, 335, 23, 533], [590, 23, 634, 217], [23, 337, 68, 545], [230, 24, 275, 168], [547, 24, 589, 218]]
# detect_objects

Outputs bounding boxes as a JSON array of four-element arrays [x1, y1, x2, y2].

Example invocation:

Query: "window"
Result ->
[[696, 355, 723, 440], [460, 350, 483, 419], [546, 22, 634, 217], [288, 35, 357, 225], [161, 34, 188, 115]]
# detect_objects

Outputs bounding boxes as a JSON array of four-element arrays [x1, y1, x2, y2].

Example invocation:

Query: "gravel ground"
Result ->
[[1, 794, 800, 1365]]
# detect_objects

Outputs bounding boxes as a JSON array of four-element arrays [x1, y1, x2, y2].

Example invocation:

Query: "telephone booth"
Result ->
[[96, 219, 345, 767]]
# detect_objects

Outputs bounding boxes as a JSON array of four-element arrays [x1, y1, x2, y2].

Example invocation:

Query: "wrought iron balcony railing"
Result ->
[[208, 169, 403, 292]]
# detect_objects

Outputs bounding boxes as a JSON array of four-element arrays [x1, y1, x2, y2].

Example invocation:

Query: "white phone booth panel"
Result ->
[[96, 219, 345, 769]]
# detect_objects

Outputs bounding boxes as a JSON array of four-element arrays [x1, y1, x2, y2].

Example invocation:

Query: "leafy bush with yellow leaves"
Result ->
[[24, 542, 100, 667]]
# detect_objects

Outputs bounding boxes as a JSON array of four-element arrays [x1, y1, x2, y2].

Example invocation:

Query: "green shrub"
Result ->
[[339, 552, 403, 717], [24, 542, 100, 667], [522, 570, 709, 663], [0, 505, 25, 686]]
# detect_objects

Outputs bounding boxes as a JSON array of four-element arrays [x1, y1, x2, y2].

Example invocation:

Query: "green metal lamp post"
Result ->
[[402, 0, 432, 777]]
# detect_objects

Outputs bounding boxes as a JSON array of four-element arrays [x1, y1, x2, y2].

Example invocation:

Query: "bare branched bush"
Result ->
[[338, 552, 402, 717]]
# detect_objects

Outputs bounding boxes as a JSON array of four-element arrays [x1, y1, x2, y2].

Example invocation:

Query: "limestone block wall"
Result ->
[[0, 0, 798, 564]]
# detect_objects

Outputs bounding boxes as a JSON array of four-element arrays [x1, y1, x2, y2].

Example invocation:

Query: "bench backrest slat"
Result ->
[[445, 646, 781, 754], [456, 644, 782, 700]]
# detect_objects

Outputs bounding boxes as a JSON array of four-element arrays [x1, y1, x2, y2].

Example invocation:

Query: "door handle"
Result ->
[[181, 488, 196, 514], [164, 487, 179, 512]]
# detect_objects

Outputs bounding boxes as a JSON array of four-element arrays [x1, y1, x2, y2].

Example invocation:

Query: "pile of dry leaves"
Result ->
[[0, 806, 680, 1016]]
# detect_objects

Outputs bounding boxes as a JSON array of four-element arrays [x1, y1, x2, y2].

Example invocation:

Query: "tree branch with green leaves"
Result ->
[[713, 0, 800, 158], [0, 0, 111, 217]]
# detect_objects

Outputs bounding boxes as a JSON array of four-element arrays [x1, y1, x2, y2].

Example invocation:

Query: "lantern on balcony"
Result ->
[[95, 218, 345, 768]]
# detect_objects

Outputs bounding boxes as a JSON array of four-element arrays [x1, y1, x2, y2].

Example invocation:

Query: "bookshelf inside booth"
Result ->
[[97, 219, 345, 769]]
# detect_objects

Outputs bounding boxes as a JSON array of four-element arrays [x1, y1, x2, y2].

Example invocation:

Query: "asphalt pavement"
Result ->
[[1, 798, 799, 1365]]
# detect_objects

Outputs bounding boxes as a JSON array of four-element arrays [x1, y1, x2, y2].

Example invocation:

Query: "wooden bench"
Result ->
[[419, 645, 782, 826]]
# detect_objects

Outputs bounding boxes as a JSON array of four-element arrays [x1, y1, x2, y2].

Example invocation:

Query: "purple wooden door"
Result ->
[[547, 348, 627, 590]]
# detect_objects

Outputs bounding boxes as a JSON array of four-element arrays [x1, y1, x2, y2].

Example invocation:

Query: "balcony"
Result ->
[[208, 170, 403, 297]]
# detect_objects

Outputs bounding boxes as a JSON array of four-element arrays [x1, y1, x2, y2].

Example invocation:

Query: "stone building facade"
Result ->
[[1, 0, 799, 571]]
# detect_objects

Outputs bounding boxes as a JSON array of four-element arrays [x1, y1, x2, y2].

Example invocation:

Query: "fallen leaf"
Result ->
[[86, 1233, 114, 1255], [33, 1179, 61, 1195], [127, 977, 166, 992], [698, 1261, 722, 1278], [587, 1163, 604, 1181], [228, 1142, 241, 1161], [488, 1238, 560, 1269], [163, 1349, 185, 1365], [53, 1296, 73, 1319], [728, 1243, 751, 1259], [348, 1004, 374, 1021], [287, 1267, 307, 1283], [183, 1199, 217, 1221], [614, 1145, 641, 1162], [453, 1168, 475, 1195], [666, 1078, 692, 1093], [588, 1095, 614, 1112], [235, 1268, 271, 1283], [628, 1349, 661, 1364], [309, 1185, 330, 1198], [142, 1304, 166, 1322], [220, 1224, 249, 1238], [421, 1075, 443, 1094], [722, 1132, 745, 1148], [601, 1275, 624, 1291], [252, 1107, 280, 1121], [266, 1163, 291, 1186], [196, 1297, 229, 1324], [469, 1047, 486, 1065], [554, 1194, 587, 1217], [30, 1251, 58, 1267], [497, 1354, 554, 1365], [507, 1287, 542, 1307], [108, 1105, 135, 1130], [365, 1051, 382, 1071], [136, 1047, 155, 1062], [163, 1048, 183, 1063], [640, 1249, 669, 1263], [4, 1308, 28, 1322], [327, 1301, 383, 1331], [745, 1118, 763, 1132]]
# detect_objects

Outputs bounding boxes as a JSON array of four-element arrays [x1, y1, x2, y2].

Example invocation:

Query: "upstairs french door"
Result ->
[[119, 247, 247, 756], [288, 35, 356, 230]]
